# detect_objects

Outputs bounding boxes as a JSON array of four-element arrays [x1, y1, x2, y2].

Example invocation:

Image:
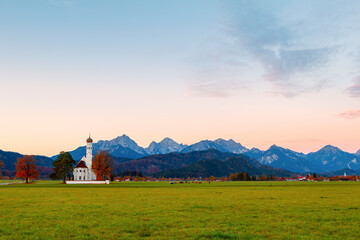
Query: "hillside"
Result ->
[[115, 149, 238, 174], [154, 155, 293, 178], [0, 149, 53, 173], [115, 149, 293, 178]]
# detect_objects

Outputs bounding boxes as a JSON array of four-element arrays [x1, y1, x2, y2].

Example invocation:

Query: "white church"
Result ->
[[73, 135, 97, 181]]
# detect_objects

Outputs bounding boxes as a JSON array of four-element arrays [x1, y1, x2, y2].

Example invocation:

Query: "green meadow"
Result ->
[[0, 182, 359, 240]]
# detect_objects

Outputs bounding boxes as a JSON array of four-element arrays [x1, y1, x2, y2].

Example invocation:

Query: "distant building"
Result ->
[[73, 136, 96, 181]]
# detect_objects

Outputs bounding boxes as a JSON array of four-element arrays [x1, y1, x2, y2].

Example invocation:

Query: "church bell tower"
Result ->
[[86, 135, 93, 169]]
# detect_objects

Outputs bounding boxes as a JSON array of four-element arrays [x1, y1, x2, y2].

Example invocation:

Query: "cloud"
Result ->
[[345, 85, 360, 98], [345, 76, 360, 97], [338, 110, 360, 119], [191, 0, 360, 98], [225, 0, 339, 97]]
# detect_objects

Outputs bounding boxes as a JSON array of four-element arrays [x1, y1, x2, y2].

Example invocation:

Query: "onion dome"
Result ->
[[87, 134, 93, 143]]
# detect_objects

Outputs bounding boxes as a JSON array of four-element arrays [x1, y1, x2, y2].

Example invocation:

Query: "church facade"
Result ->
[[73, 136, 96, 181]]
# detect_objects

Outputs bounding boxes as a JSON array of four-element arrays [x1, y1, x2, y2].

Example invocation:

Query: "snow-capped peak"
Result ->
[[145, 137, 187, 155]]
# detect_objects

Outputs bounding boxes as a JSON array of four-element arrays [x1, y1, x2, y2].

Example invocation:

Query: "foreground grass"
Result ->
[[0, 181, 359, 240]]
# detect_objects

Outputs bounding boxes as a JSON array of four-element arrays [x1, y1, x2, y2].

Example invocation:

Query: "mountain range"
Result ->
[[54, 135, 360, 173], [246, 145, 360, 173], [1, 134, 359, 176]]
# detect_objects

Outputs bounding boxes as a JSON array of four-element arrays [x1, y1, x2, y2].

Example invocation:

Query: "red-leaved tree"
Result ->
[[16, 155, 40, 184], [0, 159, 4, 179], [92, 151, 113, 181]]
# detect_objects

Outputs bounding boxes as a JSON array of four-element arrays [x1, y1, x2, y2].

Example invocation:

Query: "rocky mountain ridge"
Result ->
[[45, 135, 360, 173]]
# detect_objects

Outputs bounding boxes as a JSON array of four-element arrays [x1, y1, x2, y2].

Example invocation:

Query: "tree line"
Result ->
[[229, 172, 276, 181]]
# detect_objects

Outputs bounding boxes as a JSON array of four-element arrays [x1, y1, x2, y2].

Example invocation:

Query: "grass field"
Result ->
[[0, 181, 359, 240]]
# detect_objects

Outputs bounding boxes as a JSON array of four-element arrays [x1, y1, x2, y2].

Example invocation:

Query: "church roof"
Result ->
[[74, 160, 88, 169]]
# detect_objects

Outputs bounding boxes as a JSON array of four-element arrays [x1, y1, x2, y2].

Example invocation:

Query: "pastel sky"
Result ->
[[1, 0, 360, 156]]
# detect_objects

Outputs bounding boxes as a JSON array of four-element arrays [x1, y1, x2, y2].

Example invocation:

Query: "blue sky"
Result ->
[[1, 0, 360, 155], [1, 0, 221, 82]]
